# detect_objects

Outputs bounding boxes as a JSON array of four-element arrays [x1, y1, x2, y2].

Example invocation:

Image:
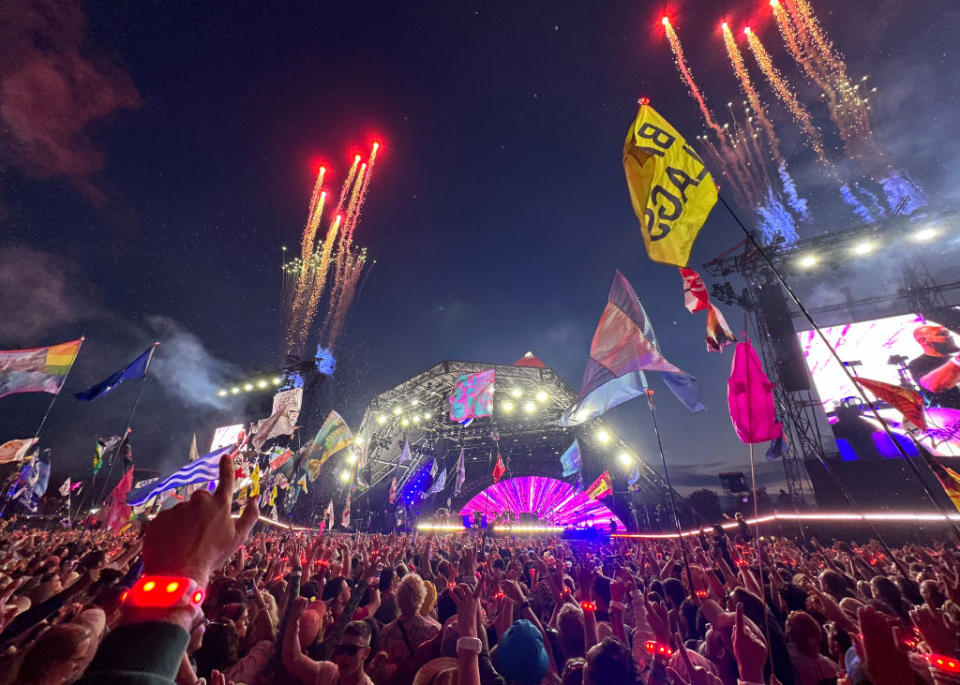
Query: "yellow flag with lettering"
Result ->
[[623, 104, 717, 267]]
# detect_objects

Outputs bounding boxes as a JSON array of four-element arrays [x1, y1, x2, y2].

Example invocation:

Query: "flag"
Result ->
[[252, 398, 298, 451], [94, 435, 122, 475], [296, 474, 308, 494], [728, 340, 782, 444], [585, 471, 613, 500], [188, 434, 199, 461], [268, 485, 278, 507], [249, 465, 260, 497], [127, 444, 235, 506], [852, 377, 927, 431], [559, 439, 582, 477], [59, 477, 71, 497], [74, 345, 155, 401], [627, 462, 642, 487], [765, 434, 787, 461], [0, 438, 38, 465], [454, 448, 466, 496], [325, 499, 335, 528], [103, 468, 134, 531], [449, 369, 495, 422], [388, 475, 398, 504], [430, 458, 438, 478], [622, 102, 717, 267], [428, 468, 447, 495], [302, 411, 353, 480], [398, 441, 411, 464], [492, 453, 506, 483], [560, 270, 704, 426], [15, 452, 51, 512], [268, 448, 294, 472], [341, 492, 351, 527], [0, 339, 83, 399], [679, 268, 736, 352]]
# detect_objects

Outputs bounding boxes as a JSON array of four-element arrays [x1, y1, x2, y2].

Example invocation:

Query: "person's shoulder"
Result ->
[[314, 659, 339, 684]]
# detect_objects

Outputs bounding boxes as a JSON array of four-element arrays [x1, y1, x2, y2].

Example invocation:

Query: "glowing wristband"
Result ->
[[122, 576, 205, 610], [580, 600, 596, 612], [644, 640, 674, 657], [930, 654, 960, 674], [457, 636, 483, 654]]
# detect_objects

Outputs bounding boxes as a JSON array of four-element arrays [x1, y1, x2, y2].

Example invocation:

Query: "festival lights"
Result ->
[[798, 254, 818, 269], [852, 241, 874, 255], [340, 470, 352, 483], [617, 451, 634, 466], [393, 407, 402, 415], [913, 227, 938, 242], [510, 388, 522, 398], [535, 390, 548, 402], [376, 415, 386, 424], [523, 401, 537, 413], [502, 401, 515, 413], [596, 429, 611, 444]]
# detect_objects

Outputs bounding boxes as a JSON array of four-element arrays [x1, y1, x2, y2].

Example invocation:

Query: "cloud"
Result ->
[[0, 0, 140, 200], [0, 246, 100, 341]]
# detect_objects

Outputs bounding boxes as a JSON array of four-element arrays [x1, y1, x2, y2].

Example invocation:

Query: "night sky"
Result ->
[[2, 0, 958, 497]]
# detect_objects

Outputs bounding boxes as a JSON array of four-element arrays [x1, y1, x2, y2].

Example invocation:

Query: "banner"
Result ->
[[622, 103, 717, 267], [728, 340, 782, 444], [449, 369, 495, 423], [0, 438, 38, 465], [492, 453, 506, 483], [302, 411, 353, 481], [584, 471, 613, 500], [0, 339, 82, 399], [559, 439, 582, 477]]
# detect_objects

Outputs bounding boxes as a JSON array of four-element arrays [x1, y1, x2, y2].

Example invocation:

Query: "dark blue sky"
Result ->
[[2, 0, 957, 495]]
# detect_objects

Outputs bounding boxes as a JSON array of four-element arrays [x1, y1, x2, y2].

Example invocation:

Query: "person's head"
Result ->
[[380, 566, 398, 594], [496, 619, 549, 685], [16, 623, 97, 685], [921, 579, 947, 609], [662, 577, 687, 609], [333, 620, 372, 676], [778, 583, 809, 613], [819, 569, 853, 600], [871, 576, 909, 619], [195, 620, 240, 679], [583, 637, 638, 685], [397, 572, 426, 617], [322, 576, 350, 610], [413, 657, 458, 685], [825, 621, 852, 660], [786, 610, 823, 658], [894, 576, 923, 607], [436, 590, 457, 625], [914, 325, 959, 356], [557, 604, 585, 658]]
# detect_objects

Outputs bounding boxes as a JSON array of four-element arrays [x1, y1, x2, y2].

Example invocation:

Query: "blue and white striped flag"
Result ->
[[127, 445, 233, 506]]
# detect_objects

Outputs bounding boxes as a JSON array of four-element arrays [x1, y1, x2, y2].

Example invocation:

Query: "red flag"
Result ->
[[102, 468, 134, 531], [728, 340, 782, 444], [388, 475, 397, 504], [492, 453, 506, 483], [679, 268, 736, 352], [584, 471, 613, 499], [852, 377, 927, 430]]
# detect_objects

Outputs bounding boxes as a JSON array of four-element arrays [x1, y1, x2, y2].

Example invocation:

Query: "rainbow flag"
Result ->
[[584, 471, 613, 500], [0, 339, 83, 399]]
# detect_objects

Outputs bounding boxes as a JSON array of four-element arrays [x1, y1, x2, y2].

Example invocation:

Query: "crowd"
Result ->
[[0, 455, 959, 684]]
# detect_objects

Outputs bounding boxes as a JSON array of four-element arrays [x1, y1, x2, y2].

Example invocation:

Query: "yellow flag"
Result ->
[[250, 465, 260, 497], [623, 103, 717, 267], [268, 485, 277, 507]]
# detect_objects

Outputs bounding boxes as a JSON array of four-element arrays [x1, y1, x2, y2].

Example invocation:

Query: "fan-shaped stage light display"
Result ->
[[458, 476, 626, 531]]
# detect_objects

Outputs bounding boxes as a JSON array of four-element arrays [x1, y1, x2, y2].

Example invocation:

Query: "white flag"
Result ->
[[341, 492, 351, 528], [454, 448, 466, 496], [59, 477, 71, 497], [398, 441, 411, 464], [325, 499, 335, 529]]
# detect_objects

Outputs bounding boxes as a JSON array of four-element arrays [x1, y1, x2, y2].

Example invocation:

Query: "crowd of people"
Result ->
[[0, 455, 959, 684]]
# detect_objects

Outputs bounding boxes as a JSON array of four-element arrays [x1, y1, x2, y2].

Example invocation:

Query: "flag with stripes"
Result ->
[[126, 444, 233, 506]]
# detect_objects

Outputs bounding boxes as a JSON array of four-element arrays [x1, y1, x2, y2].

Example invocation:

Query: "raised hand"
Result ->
[[732, 603, 766, 684]]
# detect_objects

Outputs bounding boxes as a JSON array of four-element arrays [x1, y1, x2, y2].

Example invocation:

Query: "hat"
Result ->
[[413, 657, 458, 685], [420, 580, 438, 617], [496, 619, 549, 685]]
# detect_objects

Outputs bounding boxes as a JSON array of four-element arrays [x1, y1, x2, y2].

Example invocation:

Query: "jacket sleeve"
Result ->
[[77, 621, 189, 685]]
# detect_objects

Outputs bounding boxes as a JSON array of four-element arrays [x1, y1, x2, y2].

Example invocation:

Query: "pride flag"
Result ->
[[0, 339, 83, 399], [584, 471, 613, 500]]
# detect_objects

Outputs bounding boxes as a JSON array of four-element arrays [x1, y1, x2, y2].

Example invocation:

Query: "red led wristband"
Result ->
[[929, 654, 960, 674], [122, 576, 204, 609], [644, 640, 674, 657], [580, 601, 596, 612]]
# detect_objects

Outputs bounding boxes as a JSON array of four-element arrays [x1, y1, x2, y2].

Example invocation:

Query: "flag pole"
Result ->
[[718, 196, 960, 540], [641, 373, 696, 592], [93, 343, 159, 510], [33, 337, 85, 444]]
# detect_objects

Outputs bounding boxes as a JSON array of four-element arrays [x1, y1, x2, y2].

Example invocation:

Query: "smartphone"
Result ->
[[245, 579, 257, 598]]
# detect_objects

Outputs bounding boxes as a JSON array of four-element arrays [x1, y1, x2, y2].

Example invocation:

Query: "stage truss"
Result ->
[[352, 356, 673, 517]]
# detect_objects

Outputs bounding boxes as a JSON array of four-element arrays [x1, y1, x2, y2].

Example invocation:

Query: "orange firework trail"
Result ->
[[721, 23, 782, 163], [744, 27, 829, 166], [662, 17, 757, 205], [344, 142, 378, 245]]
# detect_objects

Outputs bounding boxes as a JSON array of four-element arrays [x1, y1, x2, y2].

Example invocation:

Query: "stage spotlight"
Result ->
[[272, 377, 282, 385], [243, 383, 254, 392], [535, 390, 548, 402], [424, 412, 432, 419], [401, 418, 410, 427], [510, 388, 522, 398], [354, 436, 364, 445], [502, 401, 515, 412], [340, 471, 351, 483], [347, 452, 358, 464], [852, 241, 874, 256], [617, 451, 634, 466], [376, 415, 386, 425], [913, 227, 938, 242], [523, 401, 536, 413], [411, 399, 420, 406], [596, 429, 611, 444], [413, 415, 421, 424], [257, 380, 268, 389], [231, 387, 240, 394], [798, 254, 818, 269], [393, 407, 402, 415], [218, 389, 227, 397]]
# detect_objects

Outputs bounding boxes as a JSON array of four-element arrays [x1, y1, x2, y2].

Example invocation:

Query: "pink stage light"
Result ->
[[458, 476, 627, 531]]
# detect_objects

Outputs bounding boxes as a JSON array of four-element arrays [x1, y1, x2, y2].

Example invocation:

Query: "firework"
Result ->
[[721, 24, 782, 163], [284, 142, 379, 356]]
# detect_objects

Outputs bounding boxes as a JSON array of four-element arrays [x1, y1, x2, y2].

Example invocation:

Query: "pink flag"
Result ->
[[102, 468, 134, 531], [727, 340, 781, 443]]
